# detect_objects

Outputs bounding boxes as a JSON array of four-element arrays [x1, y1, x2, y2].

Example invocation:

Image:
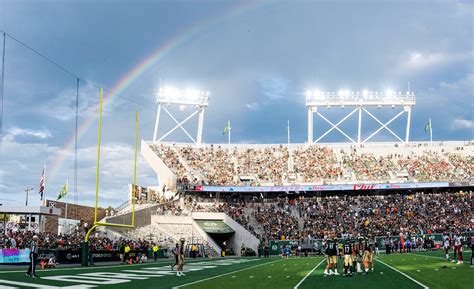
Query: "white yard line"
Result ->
[[375, 258, 429, 289], [171, 259, 283, 289], [0, 258, 233, 274], [293, 259, 325, 289], [409, 253, 445, 260]]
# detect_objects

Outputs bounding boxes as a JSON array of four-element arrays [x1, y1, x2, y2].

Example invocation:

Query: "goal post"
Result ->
[[81, 87, 138, 266]]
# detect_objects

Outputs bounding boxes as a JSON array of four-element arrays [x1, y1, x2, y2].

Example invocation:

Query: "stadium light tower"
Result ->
[[152, 86, 210, 144], [306, 88, 416, 145]]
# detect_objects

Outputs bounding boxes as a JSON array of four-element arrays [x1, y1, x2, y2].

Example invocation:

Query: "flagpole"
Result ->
[[287, 120, 290, 145], [43, 162, 46, 206], [287, 120, 292, 173], [65, 178, 69, 229], [429, 118, 432, 147]]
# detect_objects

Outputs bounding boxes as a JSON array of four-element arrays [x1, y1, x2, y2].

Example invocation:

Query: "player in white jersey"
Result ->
[[443, 234, 450, 260], [454, 235, 463, 264]]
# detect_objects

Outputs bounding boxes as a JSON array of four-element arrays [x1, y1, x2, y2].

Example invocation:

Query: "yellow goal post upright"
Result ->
[[81, 87, 138, 266]]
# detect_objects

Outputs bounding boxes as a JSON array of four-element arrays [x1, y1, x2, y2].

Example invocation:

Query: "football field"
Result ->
[[0, 251, 471, 289]]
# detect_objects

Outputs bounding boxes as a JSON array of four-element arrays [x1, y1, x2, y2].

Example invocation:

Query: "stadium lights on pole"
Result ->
[[157, 86, 210, 106], [305, 88, 415, 105], [305, 86, 416, 146], [153, 85, 210, 145]]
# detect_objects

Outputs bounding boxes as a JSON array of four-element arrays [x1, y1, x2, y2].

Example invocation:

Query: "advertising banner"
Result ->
[[192, 181, 455, 193], [55, 250, 147, 264], [195, 220, 234, 234], [268, 240, 300, 255], [0, 248, 30, 263]]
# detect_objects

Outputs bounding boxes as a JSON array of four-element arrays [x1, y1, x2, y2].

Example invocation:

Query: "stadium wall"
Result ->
[[141, 140, 177, 191], [103, 206, 152, 233]]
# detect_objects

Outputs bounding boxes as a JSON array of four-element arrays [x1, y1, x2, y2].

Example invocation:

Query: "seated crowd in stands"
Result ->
[[150, 143, 473, 186], [189, 190, 471, 242], [1, 190, 470, 255], [0, 229, 152, 253]]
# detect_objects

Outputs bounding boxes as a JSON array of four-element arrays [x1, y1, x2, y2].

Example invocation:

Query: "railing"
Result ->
[[114, 200, 130, 213]]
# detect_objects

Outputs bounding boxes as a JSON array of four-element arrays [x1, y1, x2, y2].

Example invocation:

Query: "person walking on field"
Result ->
[[176, 239, 186, 276], [171, 243, 179, 271], [153, 243, 159, 261]]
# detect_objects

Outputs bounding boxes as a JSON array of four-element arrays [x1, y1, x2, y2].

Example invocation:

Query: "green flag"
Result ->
[[223, 122, 231, 135], [424, 120, 431, 133], [57, 182, 68, 201]]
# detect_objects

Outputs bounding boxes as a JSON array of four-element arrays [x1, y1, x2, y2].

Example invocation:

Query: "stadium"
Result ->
[[0, 1, 473, 289]]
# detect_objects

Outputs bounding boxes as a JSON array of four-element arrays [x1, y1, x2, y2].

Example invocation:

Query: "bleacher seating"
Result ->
[[150, 141, 473, 186]]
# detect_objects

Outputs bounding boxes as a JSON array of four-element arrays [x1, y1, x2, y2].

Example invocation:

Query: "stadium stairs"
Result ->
[[97, 202, 260, 257]]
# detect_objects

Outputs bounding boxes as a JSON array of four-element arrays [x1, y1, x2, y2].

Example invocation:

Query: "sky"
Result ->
[[0, 0, 472, 209]]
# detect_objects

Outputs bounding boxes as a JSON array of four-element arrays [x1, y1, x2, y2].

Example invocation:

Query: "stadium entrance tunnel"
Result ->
[[195, 220, 235, 256]]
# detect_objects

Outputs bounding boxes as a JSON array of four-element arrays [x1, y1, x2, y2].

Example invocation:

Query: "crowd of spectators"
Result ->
[[0, 229, 153, 253], [188, 190, 471, 242], [252, 199, 300, 240], [297, 191, 471, 239], [1, 190, 471, 256], [152, 143, 473, 186], [294, 146, 342, 182]]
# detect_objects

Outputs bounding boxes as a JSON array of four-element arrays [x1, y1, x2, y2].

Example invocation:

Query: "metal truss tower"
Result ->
[[306, 89, 416, 145], [152, 87, 209, 145]]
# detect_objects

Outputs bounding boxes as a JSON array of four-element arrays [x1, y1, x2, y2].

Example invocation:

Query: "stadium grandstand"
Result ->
[[0, 1, 472, 288]]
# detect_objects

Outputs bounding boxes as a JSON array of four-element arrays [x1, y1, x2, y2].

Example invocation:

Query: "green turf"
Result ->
[[0, 251, 471, 288], [298, 256, 421, 289], [185, 257, 319, 289], [376, 251, 473, 289]]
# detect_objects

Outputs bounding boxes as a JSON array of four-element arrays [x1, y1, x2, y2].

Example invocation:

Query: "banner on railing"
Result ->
[[187, 181, 460, 193], [0, 248, 30, 263]]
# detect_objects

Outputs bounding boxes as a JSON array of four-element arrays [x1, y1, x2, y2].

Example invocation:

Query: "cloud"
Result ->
[[258, 76, 290, 101], [0, 138, 157, 207], [417, 73, 474, 106], [42, 83, 104, 121], [397, 51, 471, 73], [4, 127, 52, 142], [245, 102, 259, 111], [451, 118, 474, 130], [439, 73, 474, 93]]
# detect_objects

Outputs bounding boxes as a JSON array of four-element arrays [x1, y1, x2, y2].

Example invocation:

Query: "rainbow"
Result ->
[[48, 0, 268, 182]]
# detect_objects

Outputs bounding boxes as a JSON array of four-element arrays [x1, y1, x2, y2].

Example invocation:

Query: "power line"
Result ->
[[0, 29, 154, 112]]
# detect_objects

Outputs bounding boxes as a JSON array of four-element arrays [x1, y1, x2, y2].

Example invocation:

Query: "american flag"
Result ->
[[39, 168, 45, 200]]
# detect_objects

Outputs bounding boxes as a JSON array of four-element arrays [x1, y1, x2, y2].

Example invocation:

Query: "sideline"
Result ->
[[171, 259, 283, 288], [293, 258, 325, 289], [375, 258, 429, 289], [0, 258, 248, 274]]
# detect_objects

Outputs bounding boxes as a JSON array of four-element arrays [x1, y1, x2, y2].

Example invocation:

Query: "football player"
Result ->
[[363, 243, 374, 273], [343, 237, 354, 277], [443, 233, 450, 260], [324, 233, 339, 275], [454, 233, 463, 264]]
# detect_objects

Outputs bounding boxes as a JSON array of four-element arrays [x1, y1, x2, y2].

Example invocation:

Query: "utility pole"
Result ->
[[25, 187, 33, 206]]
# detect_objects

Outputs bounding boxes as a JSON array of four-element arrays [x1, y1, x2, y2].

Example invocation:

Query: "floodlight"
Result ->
[[162, 86, 180, 99], [338, 90, 344, 97], [184, 89, 200, 99], [385, 89, 394, 97], [306, 90, 312, 98], [362, 90, 369, 97]]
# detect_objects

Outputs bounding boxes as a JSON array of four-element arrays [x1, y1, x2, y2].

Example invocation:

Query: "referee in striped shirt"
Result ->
[[26, 235, 40, 278]]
